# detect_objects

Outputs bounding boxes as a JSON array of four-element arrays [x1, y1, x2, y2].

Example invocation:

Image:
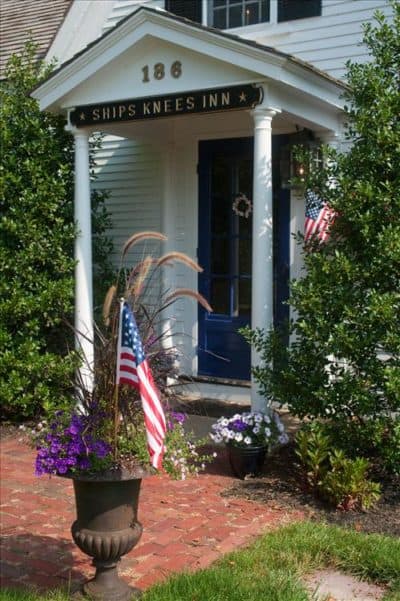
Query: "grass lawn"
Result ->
[[1, 521, 399, 601]]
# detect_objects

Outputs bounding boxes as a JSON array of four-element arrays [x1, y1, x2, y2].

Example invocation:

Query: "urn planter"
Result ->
[[68, 468, 147, 600], [227, 443, 267, 479]]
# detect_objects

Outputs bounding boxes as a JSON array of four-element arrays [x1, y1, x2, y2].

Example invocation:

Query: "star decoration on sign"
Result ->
[[239, 91, 247, 103], [79, 112, 86, 121]]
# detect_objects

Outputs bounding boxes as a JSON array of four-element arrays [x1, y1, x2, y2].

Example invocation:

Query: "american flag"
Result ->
[[304, 190, 336, 242], [116, 301, 166, 469]]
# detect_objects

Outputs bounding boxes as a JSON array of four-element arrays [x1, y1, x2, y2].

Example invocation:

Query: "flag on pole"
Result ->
[[304, 190, 336, 242], [116, 301, 166, 469]]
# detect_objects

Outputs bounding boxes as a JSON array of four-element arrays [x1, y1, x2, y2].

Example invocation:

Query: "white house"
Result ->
[[21, 0, 392, 408]]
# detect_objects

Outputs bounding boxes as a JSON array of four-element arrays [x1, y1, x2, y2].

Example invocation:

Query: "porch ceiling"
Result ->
[[31, 6, 345, 133]]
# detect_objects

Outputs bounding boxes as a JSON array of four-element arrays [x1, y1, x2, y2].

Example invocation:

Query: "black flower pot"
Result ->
[[68, 468, 147, 600], [227, 444, 267, 479]]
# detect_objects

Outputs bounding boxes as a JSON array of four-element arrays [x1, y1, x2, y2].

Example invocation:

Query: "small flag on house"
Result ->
[[304, 190, 336, 242], [116, 301, 166, 469]]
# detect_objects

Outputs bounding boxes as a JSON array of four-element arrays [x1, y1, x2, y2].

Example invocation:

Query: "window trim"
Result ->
[[207, 0, 322, 29], [208, 0, 270, 30]]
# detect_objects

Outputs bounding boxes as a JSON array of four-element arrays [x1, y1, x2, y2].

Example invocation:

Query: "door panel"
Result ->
[[198, 138, 253, 380]]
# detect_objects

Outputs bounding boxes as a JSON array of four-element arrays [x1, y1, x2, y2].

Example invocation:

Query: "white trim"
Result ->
[[32, 7, 345, 120]]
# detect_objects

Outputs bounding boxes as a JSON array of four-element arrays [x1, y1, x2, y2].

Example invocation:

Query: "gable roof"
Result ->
[[32, 5, 346, 120], [0, 0, 72, 78], [36, 5, 345, 95]]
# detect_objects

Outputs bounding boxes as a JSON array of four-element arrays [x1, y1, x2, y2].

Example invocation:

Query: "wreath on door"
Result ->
[[232, 193, 252, 218]]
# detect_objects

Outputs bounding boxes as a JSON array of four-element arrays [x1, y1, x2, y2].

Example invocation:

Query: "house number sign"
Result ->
[[142, 61, 182, 82], [70, 83, 263, 127]]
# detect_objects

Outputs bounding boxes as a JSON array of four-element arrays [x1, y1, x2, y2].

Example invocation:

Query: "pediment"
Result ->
[[32, 6, 344, 122], [61, 36, 261, 108]]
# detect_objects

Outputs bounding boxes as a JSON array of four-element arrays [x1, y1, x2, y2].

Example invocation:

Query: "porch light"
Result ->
[[280, 129, 321, 189]]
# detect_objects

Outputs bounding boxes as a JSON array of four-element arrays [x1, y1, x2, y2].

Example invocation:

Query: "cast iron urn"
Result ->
[[70, 470, 145, 600]]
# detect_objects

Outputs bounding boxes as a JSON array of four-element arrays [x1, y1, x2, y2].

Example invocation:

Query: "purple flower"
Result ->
[[171, 412, 186, 425], [230, 419, 247, 432], [35, 408, 112, 477]]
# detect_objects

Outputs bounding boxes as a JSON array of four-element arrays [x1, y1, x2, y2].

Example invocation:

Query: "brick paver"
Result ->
[[0, 436, 302, 593]]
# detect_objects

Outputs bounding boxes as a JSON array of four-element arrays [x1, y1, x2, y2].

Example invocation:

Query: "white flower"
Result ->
[[263, 415, 271, 423], [221, 418, 229, 426], [244, 436, 252, 445], [221, 427, 230, 439], [264, 427, 271, 438], [253, 426, 261, 434], [235, 432, 243, 442], [254, 414, 263, 423], [278, 433, 289, 445], [211, 433, 223, 443], [227, 430, 235, 439]]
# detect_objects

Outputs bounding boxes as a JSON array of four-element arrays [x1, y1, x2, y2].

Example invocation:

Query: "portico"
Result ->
[[32, 6, 345, 410]]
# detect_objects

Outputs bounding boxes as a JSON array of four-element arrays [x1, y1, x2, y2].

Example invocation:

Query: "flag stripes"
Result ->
[[305, 190, 335, 242], [116, 301, 166, 469]]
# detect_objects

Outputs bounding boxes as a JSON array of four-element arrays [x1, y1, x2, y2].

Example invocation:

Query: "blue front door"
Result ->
[[198, 138, 253, 380]]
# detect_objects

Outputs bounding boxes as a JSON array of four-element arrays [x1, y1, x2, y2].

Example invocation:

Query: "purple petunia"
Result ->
[[35, 407, 112, 477], [229, 419, 247, 432]]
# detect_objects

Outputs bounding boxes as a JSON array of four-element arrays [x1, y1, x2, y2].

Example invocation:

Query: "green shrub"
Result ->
[[0, 42, 113, 420], [323, 449, 381, 511], [242, 4, 400, 474], [295, 422, 331, 489], [295, 423, 381, 510]]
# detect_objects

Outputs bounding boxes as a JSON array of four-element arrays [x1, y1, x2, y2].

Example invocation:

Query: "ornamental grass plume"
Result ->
[[33, 231, 213, 479]]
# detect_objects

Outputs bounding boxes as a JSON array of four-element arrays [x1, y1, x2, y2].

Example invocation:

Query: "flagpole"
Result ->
[[113, 298, 124, 461]]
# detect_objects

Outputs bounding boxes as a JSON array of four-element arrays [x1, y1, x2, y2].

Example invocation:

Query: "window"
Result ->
[[210, 0, 270, 30], [278, 0, 321, 22], [209, 0, 321, 29], [165, 0, 202, 24]]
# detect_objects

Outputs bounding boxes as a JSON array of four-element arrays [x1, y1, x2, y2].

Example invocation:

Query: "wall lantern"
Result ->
[[280, 129, 322, 189]]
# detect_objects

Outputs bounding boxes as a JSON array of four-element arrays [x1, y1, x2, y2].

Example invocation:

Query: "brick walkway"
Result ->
[[0, 436, 301, 594]]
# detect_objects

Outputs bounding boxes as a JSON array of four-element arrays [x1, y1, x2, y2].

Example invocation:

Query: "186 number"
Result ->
[[142, 61, 182, 83]]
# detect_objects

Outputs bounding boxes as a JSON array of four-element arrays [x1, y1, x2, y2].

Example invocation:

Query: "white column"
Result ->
[[250, 108, 278, 412], [73, 130, 94, 397]]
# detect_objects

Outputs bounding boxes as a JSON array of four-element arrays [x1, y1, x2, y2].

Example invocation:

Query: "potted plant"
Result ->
[[210, 411, 289, 479], [32, 232, 213, 600]]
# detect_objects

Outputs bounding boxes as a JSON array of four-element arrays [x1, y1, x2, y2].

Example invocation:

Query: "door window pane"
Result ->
[[239, 279, 251, 315], [211, 158, 230, 236], [239, 238, 251, 275], [211, 238, 229, 274], [211, 278, 230, 314]]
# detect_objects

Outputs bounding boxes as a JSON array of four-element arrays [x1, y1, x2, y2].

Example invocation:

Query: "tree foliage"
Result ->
[[244, 4, 400, 471], [0, 42, 113, 419]]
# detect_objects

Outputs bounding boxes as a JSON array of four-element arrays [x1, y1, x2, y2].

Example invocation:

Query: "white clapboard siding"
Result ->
[[103, 0, 164, 32], [102, 1, 392, 80], [249, 0, 392, 79], [91, 136, 163, 274]]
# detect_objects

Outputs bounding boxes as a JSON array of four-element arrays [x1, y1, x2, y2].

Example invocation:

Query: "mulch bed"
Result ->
[[222, 442, 400, 538]]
